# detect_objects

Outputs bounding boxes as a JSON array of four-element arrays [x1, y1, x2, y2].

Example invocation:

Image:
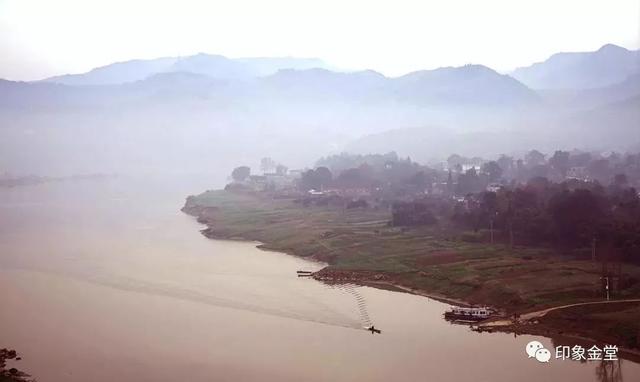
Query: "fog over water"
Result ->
[[0, 176, 638, 381]]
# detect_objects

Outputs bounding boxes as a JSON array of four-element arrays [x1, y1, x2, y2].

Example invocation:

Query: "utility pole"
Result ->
[[601, 276, 610, 301], [601, 250, 609, 301], [599, 245, 620, 302]]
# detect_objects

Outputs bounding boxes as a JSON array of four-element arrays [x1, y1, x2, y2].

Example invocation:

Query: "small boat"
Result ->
[[365, 325, 381, 334], [444, 306, 492, 322]]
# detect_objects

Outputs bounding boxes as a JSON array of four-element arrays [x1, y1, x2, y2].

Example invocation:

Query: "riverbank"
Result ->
[[182, 189, 640, 349], [477, 301, 640, 361]]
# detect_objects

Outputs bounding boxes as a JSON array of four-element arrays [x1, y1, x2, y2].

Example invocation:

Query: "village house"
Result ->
[[566, 166, 589, 181]]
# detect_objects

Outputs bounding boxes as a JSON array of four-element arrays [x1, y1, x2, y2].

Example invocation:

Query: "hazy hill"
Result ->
[[559, 94, 640, 148], [41, 54, 332, 85], [236, 57, 331, 76], [252, 65, 540, 110], [538, 72, 640, 110], [392, 64, 538, 106], [344, 126, 535, 163], [346, 92, 640, 162], [43, 57, 179, 86], [2, 47, 637, 176], [13, 64, 542, 110], [168, 54, 253, 80], [0, 79, 118, 110], [257, 68, 388, 103], [512, 44, 639, 90], [0, 63, 544, 175]]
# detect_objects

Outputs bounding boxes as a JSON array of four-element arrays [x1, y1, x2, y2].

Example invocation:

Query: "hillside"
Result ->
[[393, 65, 538, 106], [1, 46, 637, 176], [512, 44, 639, 90], [40, 54, 332, 85]]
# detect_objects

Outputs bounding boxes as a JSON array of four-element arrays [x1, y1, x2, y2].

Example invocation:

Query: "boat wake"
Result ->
[[16, 267, 363, 330], [325, 283, 373, 328]]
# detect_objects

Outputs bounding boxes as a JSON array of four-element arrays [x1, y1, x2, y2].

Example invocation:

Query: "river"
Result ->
[[0, 175, 637, 382]]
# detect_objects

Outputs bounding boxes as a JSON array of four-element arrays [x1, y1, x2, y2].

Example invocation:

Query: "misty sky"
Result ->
[[1, 0, 639, 81]]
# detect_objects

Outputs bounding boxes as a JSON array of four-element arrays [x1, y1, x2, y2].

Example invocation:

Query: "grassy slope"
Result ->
[[540, 303, 640, 350], [184, 190, 640, 312]]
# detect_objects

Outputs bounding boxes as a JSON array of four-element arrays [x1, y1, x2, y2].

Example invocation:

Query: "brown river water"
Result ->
[[0, 175, 638, 382]]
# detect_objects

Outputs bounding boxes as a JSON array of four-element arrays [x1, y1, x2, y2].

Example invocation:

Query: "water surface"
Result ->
[[0, 176, 637, 381]]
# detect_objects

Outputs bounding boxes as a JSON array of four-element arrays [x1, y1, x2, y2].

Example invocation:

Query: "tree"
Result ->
[[496, 154, 513, 173], [231, 166, 250, 182], [480, 191, 499, 239], [548, 189, 605, 246], [336, 167, 371, 188], [549, 150, 570, 178], [314, 167, 332, 189], [481, 191, 498, 212], [299, 170, 317, 191], [447, 154, 466, 171], [275, 164, 288, 175], [588, 159, 611, 184], [481, 161, 503, 182], [527, 176, 551, 193], [446, 170, 454, 194], [529, 164, 551, 179], [408, 171, 425, 186], [456, 167, 482, 194], [613, 173, 628, 188], [299, 167, 333, 191], [570, 152, 592, 167], [609, 175, 632, 207], [605, 189, 640, 262], [525, 150, 546, 167]]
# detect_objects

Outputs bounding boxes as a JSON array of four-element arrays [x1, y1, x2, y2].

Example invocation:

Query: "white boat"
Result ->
[[444, 306, 492, 321]]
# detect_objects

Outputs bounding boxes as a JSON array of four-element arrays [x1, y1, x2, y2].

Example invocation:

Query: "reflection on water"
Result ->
[[0, 175, 639, 382], [596, 359, 623, 382]]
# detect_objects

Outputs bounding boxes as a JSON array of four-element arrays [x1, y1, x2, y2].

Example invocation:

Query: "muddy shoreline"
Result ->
[[183, 203, 474, 307]]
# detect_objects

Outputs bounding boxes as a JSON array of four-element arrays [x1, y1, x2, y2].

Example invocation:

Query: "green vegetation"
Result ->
[[541, 303, 640, 349], [184, 190, 640, 312]]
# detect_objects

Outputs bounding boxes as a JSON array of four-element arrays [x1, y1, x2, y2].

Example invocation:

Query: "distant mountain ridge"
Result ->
[[39, 43, 639, 93], [43, 57, 180, 86], [2, 43, 638, 175], [41, 54, 332, 85], [12, 64, 539, 109], [512, 44, 639, 90], [7, 44, 639, 112], [392, 64, 538, 106]]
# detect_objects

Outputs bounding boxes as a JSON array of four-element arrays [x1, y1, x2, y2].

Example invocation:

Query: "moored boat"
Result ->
[[444, 306, 492, 322]]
